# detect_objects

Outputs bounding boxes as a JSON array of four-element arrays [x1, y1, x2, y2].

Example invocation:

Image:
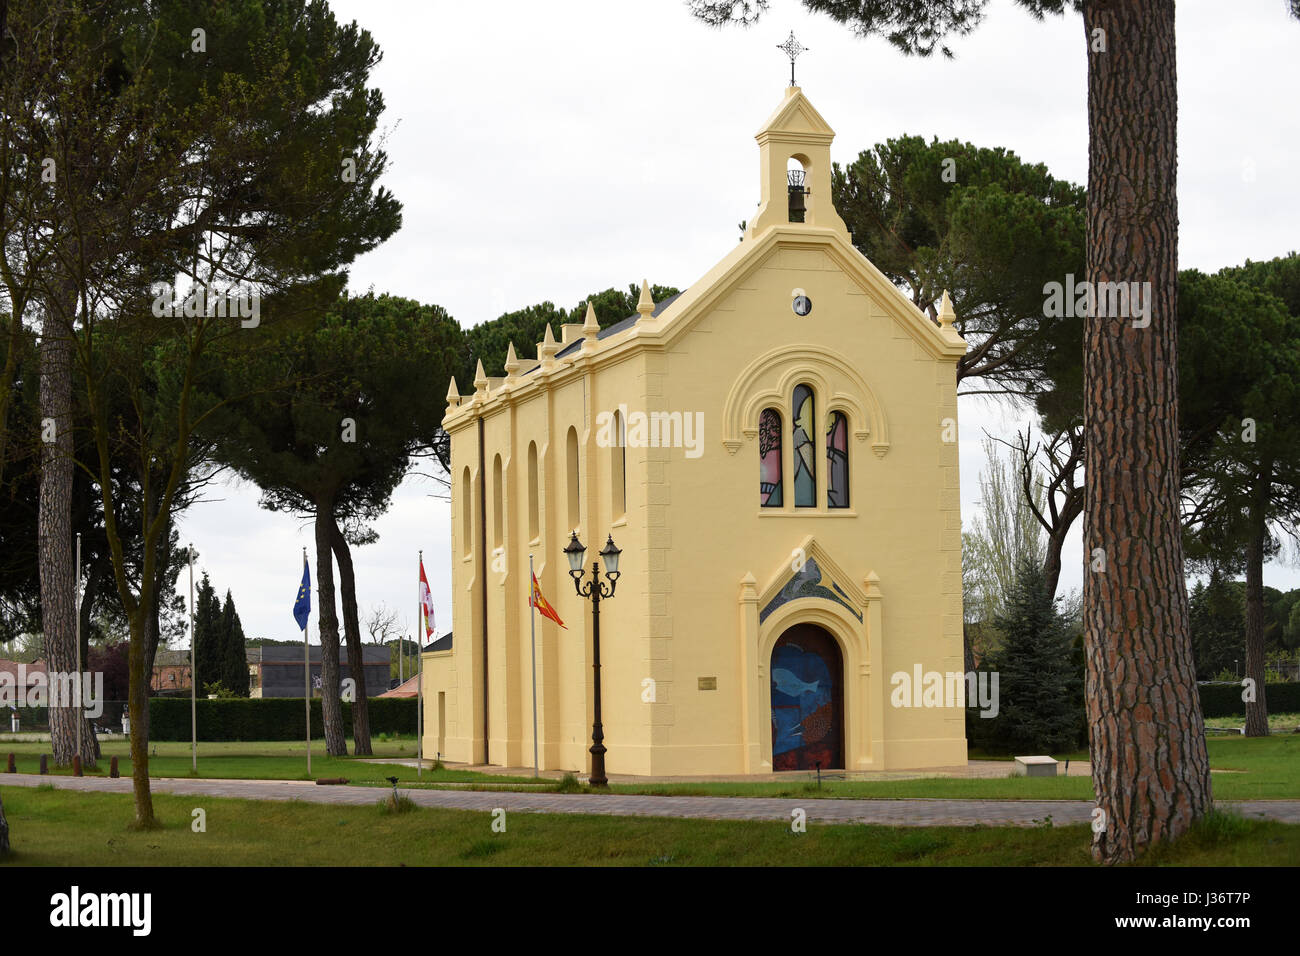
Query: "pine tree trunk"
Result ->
[[314, 499, 347, 756], [331, 521, 372, 755], [38, 302, 96, 768], [127, 610, 156, 827], [141, 574, 162, 745], [1042, 491, 1084, 602], [1042, 528, 1068, 602], [1242, 464, 1270, 737], [1081, 0, 1211, 863]]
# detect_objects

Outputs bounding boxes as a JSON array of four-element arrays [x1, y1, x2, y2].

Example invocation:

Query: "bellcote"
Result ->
[[746, 86, 849, 241]]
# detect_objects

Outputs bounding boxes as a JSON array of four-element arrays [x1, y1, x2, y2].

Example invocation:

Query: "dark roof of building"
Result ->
[[248, 645, 391, 664], [524, 293, 683, 373], [427, 631, 452, 653]]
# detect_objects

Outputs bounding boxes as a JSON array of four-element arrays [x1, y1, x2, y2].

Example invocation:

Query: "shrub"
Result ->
[[553, 773, 583, 793], [1198, 682, 1300, 718], [147, 697, 417, 741]]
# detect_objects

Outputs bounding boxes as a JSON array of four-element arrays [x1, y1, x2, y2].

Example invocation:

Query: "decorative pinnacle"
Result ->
[[473, 358, 488, 396], [540, 322, 559, 370], [636, 279, 655, 320], [938, 290, 956, 330], [445, 375, 460, 407], [777, 31, 808, 87], [504, 341, 520, 382], [582, 301, 600, 349]]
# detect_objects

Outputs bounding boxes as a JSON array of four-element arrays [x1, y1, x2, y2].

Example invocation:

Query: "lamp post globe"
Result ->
[[599, 534, 622, 577], [564, 531, 587, 574]]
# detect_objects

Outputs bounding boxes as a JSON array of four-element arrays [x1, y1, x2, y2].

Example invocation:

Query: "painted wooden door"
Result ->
[[770, 623, 844, 771]]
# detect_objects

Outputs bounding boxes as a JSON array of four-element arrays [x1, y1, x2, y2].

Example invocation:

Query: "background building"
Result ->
[[248, 646, 391, 699]]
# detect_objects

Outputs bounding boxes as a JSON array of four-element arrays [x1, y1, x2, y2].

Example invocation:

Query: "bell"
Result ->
[[787, 169, 807, 223]]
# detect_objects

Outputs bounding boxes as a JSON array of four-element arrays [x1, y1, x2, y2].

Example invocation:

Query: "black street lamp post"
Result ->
[[565, 531, 622, 787]]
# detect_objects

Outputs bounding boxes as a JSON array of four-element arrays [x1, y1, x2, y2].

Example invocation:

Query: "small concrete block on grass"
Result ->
[[1014, 756, 1058, 778]]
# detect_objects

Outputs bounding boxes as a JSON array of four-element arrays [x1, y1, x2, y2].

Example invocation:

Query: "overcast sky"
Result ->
[[172, 0, 1300, 647]]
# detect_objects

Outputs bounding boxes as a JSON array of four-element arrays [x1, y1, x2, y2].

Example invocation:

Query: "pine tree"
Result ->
[[988, 558, 1082, 754], [193, 574, 223, 696], [219, 590, 250, 697], [1188, 574, 1245, 680]]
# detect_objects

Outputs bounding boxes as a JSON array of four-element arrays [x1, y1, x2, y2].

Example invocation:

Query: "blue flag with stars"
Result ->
[[293, 557, 311, 631]]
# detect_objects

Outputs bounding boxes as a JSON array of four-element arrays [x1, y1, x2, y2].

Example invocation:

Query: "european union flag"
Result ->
[[292, 557, 311, 631]]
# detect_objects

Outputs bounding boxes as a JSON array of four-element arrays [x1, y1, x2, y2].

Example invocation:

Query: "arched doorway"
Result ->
[[770, 623, 844, 771]]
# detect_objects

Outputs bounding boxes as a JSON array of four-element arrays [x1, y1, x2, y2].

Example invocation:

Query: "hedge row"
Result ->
[[1198, 682, 1300, 719], [146, 697, 417, 742]]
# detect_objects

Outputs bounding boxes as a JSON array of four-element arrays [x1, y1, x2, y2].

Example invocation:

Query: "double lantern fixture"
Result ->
[[563, 531, 621, 787]]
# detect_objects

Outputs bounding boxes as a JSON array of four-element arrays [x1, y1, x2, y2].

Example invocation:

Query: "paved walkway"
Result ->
[[358, 757, 1095, 781], [4, 773, 1299, 827]]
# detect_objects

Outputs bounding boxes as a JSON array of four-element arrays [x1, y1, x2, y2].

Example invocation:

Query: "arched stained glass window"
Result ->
[[759, 408, 783, 507], [792, 384, 816, 507], [827, 411, 849, 508]]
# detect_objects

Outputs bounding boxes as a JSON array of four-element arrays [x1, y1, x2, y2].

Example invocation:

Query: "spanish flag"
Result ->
[[530, 572, 565, 629]]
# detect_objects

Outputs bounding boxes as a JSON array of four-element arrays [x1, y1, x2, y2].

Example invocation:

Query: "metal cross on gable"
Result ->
[[777, 31, 808, 87]]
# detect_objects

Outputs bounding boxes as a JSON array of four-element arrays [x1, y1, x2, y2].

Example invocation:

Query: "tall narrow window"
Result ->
[[759, 408, 783, 507], [492, 454, 504, 547], [527, 442, 539, 542], [460, 467, 472, 556], [827, 411, 849, 509], [566, 426, 580, 531], [792, 384, 816, 507], [611, 410, 626, 520]]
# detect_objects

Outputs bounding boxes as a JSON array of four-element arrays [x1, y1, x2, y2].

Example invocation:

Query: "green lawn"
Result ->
[[0, 787, 1295, 866], [0, 737, 538, 786], [2, 734, 1296, 800], [1204, 712, 1300, 734], [603, 735, 1300, 801]]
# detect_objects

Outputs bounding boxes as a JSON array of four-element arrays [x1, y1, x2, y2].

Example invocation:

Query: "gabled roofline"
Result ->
[[631, 224, 968, 361], [443, 224, 965, 430]]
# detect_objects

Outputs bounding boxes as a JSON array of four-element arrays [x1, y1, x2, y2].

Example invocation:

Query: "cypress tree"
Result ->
[[219, 590, 250, 697], [193, 574, 222, 696]]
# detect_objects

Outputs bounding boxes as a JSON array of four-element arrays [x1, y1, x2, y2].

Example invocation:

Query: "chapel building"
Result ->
[[423, 86, 969, 776]]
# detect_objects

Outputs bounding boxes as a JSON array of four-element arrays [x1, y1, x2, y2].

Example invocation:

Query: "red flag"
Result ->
[[530, 572, 565, 629], [419, 559, 435, 641]]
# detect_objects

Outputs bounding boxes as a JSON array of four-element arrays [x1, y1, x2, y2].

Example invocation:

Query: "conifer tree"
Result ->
[[219, 590, 250, 697], [988, 558, 1082, 755], [193, 574, 223, 696]]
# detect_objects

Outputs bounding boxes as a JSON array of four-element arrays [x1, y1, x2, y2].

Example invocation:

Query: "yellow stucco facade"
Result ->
[[423, 86, 969, 776]]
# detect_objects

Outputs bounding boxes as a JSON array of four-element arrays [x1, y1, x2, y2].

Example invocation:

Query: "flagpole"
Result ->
[[188, 544, 196, 773], [303, 547, 311, 777], [417, 551, 423, 780], [530, 553, 539, 777]]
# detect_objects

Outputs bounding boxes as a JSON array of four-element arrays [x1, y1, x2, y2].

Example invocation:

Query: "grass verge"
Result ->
[[1, 787, 1296, 866]]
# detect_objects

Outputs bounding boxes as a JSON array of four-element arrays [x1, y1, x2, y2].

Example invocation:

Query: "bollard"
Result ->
[[110, 756, 119, 778], [39, 754, 48, 775], [72, 755, 82, 777], [5, 752, 13, 773]]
